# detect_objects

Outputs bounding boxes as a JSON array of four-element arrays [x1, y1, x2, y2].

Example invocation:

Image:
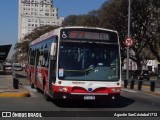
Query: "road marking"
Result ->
[[121, 88, 138, 93]]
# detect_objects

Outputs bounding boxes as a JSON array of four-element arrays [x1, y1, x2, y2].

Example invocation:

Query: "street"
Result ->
[[0, 86, 160, 111], [0, 71, 160, 120]]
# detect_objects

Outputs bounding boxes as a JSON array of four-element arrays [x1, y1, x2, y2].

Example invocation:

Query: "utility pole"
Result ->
[[126, 0, 131, 80]]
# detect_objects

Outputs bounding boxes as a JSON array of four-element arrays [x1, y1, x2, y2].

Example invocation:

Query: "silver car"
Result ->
[[13, 64, 23, 71]]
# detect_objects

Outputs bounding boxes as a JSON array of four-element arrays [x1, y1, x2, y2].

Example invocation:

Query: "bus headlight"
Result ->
[[112, 88, 116, 93], [58, 87, 68, 92], [58, 87, 63, 91], [112, 88, 121, 93], [62, 87, 68, 92], [116, 88, 121, 92]]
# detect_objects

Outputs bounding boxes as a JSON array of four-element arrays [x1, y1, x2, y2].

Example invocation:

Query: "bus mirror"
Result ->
[[51, 43, 57, 56]]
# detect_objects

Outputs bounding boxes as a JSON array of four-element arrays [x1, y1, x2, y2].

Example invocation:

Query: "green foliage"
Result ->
[[62, 0, 160, 69], [24, 25, 58, 42], [63, 11, 100, 27], [13, 25, 58, 62], [63, 15, 79, 26]]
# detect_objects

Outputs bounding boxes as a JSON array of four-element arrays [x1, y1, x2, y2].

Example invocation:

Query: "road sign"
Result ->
[[124, 38, 134, 47]]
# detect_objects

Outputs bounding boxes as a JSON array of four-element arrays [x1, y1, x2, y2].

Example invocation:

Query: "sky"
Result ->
[[0, 0, 106, 59]]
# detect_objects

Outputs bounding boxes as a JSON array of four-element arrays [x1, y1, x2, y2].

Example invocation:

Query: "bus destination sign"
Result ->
[[69, 31, 109, 40], [60, 28, 118, 43]]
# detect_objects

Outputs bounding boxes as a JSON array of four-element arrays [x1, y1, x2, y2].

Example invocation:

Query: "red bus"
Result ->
[[27, 26, 121, 101]]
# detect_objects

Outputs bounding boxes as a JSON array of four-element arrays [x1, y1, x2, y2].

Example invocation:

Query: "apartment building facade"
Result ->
[[18, 0, 63, 42]]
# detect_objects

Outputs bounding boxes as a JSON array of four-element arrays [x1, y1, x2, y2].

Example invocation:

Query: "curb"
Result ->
[[144, 91, 160, 97], [0, 87, 30, 98], [122, 85, 160, 96]]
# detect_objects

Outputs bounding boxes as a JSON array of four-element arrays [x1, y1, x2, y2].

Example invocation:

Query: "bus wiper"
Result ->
[[64, 65, 95, 72]]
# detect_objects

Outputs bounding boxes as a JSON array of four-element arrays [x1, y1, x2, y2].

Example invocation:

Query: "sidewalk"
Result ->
[[122, 80, 160, 96], [0, 71, 30, 97]]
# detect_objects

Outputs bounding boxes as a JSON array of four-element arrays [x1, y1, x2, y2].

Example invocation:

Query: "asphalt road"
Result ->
[[0, 71, 160, 120], [0, 87, 160, 111]]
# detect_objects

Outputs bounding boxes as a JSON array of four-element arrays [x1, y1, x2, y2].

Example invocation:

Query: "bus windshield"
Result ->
[[58, 42, 120, 81]]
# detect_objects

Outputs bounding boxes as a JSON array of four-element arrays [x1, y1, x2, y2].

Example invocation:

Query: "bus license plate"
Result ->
[[84, 96, 95, 100]]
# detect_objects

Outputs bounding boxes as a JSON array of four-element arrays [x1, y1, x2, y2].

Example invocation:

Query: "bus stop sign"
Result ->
[[124, 38, 134, 47]]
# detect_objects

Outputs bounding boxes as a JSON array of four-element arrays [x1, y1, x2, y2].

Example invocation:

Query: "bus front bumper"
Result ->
[[53, 92, 120, 100]]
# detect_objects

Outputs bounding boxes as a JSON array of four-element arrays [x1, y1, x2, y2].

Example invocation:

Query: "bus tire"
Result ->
[[36, 87, 41, 92], [30, 74, 34, 88], [44, 90, 51, 101], [43, 85, 51, 101], [31, 83, 34, 88]]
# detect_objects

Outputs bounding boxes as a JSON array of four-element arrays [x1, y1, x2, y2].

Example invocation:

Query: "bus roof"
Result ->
[[30, 26, 118, 46]]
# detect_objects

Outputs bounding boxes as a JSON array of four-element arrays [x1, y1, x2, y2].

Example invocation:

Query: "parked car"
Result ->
[[5, 65, 12, 71], [132, 70, 150, 80], [13, 63, 23, 71], [3, 63, 12, 71]]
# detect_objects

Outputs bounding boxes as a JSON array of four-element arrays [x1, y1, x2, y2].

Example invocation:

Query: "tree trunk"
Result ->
[[136, 60, 142, 70]]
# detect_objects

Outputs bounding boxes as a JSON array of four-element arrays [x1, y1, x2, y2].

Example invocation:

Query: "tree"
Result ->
[[61, 0, 160, 70], [97, 0, 160, 70], [62, 15, 79, 26], [62, 9, 101, 27], [146, 0, 160, 62], [23, 25, 58, 41], [79, 15, 100, 27], [98, 0, 129, 67], [13, 25, 58, 62], [128, 0, 159, 69]]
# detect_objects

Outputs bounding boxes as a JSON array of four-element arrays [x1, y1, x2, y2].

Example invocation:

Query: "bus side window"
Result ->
[[30, 49, 36, 65], [43, 50, 48, 67], [50, 44, 57, 83], [37, 48, 43, 67], [51, 57, 56, 83], [42, 44, 49, 68], [28, 48, 31, 64], [38, 45, 44, 67]]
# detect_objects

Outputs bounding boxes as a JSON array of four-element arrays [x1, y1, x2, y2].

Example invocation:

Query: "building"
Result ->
[[18, 0, 64, 42]]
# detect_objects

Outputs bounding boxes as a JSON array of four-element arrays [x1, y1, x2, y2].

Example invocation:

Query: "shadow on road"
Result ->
[[0, 71, 12, 75], [14, 73, 26, 78], [53, 96, 135, 108]]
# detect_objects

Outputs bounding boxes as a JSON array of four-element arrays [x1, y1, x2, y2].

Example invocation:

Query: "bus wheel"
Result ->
[[43, 86, 51, 101], [36, 87, 41, 92], [30, 75, 34, 88], [31, 83, 34, 88]]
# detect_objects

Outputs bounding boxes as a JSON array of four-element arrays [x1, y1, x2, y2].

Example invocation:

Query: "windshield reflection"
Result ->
[[58, 42, 120, 81]]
